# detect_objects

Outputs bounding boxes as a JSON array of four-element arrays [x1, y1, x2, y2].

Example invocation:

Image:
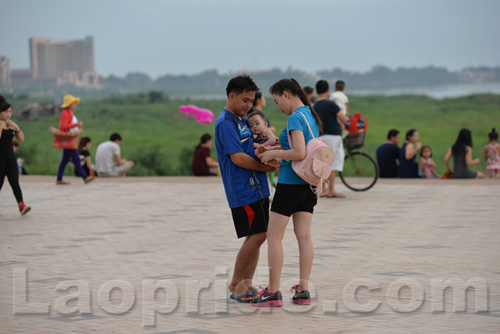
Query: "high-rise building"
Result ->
[[0, 56, 11, 86], [29, 36, 99, 87]]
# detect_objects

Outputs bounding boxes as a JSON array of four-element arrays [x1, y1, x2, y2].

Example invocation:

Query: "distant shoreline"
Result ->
[[350, 82, 500, 99], [174, 82, 500, 100]]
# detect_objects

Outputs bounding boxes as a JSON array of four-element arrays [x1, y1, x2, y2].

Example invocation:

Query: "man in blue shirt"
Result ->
[[376, 129, 401, 178], [215, 75, 276, 302]]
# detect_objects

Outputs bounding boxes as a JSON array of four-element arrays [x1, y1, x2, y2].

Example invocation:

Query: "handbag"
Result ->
[[50, 126, 79, 149], [287, 111, 335, 195]]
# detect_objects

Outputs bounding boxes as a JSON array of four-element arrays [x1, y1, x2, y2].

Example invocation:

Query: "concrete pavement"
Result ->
[[1, 176, 499, 333]]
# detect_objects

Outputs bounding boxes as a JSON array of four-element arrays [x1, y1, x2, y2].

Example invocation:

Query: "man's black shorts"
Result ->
[[231, 198, 269, 238], [270, 183, 317, 217]]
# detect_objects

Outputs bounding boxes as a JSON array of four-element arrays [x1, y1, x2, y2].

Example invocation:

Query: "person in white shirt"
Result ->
[[330, 80, 351, 136], [95, 133, 134, 177]]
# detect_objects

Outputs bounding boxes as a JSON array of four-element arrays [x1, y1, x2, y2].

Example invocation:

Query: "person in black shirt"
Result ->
[[376, 129, 401, 178], [313, 80, 348, 198], [0, 95, 31, 215], [74, 136, 96, 177]]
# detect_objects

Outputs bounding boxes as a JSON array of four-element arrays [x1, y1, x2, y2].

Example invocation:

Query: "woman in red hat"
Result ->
[[56, 95, 95, 185]]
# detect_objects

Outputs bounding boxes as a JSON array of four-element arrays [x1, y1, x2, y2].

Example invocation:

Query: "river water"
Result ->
[[350, 82, 500, 98]]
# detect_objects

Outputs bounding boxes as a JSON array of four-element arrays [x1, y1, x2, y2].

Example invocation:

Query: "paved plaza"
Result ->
[[0, 176, 499, 333]]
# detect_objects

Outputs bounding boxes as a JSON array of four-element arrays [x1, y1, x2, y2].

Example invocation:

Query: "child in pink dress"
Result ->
[[484, 128, 500, 179]]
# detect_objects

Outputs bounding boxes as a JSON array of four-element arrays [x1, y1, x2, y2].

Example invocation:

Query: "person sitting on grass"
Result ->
[[444, 128, 485, 179], [418, 145, 440, 179], [74, 136, 97, 178], [484, 128, 500, 179], [376, 129, 400, 178], [95, 133, 134, 177], [192, 133, 219, 176]]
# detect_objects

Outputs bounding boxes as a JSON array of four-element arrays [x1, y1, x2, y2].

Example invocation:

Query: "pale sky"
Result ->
[[1, 0, 499, 78]]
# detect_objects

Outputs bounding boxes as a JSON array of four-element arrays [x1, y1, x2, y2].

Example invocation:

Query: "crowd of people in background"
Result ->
[[376, 127, 497, 179], [0, 93, 139, 215], [54, 95, 135, 185], [193, 77, 498, 192], [2, 76, 498, 217]]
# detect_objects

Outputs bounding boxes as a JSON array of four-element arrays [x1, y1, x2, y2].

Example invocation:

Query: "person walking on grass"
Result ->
[[0, 96, 31, 216], [215, 75, 276, 303], [252, 78, 323, 307]]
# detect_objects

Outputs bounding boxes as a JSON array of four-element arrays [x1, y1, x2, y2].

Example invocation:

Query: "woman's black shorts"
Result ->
[[270, 183, 317, 217]]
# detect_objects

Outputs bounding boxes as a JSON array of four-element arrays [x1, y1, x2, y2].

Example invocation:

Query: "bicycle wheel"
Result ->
[[339, 151, 379, 191]]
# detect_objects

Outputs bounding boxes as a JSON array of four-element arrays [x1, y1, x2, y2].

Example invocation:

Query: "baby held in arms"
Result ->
[[247, 110, 280, 167]]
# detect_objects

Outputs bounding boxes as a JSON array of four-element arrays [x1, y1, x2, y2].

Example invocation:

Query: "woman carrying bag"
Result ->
[[252, 79, 323, 307], [56, 95, 94, 185]]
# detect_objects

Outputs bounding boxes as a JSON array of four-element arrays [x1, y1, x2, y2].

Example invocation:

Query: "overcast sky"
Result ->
[[1, 0, 499, 78]]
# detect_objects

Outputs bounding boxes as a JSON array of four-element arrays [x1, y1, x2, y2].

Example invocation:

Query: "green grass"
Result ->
[[11, 94, 500, 176]]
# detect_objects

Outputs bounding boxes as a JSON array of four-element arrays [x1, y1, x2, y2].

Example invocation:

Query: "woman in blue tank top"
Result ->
[[251, 79, 323, 307]]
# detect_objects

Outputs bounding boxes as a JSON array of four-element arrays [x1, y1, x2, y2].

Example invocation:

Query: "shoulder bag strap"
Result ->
[[287, 110, 317, 149], [296, 111, 316, 139]]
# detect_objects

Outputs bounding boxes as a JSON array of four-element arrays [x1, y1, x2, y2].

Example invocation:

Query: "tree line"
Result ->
[[2, 65, 499, 99]]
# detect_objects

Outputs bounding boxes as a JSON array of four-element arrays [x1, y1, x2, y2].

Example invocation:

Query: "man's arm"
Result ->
[[337, 111, 348, 124], [114, 154, 124, 166], [230, 152, 275, 173]]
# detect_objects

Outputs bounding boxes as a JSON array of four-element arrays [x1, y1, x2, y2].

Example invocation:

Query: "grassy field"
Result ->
[[10, 94, 500, 177]]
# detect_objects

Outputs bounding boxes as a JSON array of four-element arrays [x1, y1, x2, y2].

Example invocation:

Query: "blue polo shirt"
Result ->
[[215, 109, 270, 208], [278, 106, 320, 185]]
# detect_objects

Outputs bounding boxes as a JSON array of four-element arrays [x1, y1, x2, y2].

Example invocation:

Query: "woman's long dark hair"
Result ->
[[78, 136, 91, 152], [269, 78, 323, 134], [0, 95, 12, 112], [452, 128, 473, 155], [195, 133, 211, 152]]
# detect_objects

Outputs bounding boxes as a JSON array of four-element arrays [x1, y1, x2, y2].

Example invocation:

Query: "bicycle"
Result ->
[[338, 119, 379, 192]]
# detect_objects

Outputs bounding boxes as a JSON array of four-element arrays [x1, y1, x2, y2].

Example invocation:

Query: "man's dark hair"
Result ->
[[303, 86, 314, 95], [335, 80, 345, 91], [315, 80, 329, 95], [110, 133, 122, 141], [387, 129, 399, 140], [226, 75, 259, 97]]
